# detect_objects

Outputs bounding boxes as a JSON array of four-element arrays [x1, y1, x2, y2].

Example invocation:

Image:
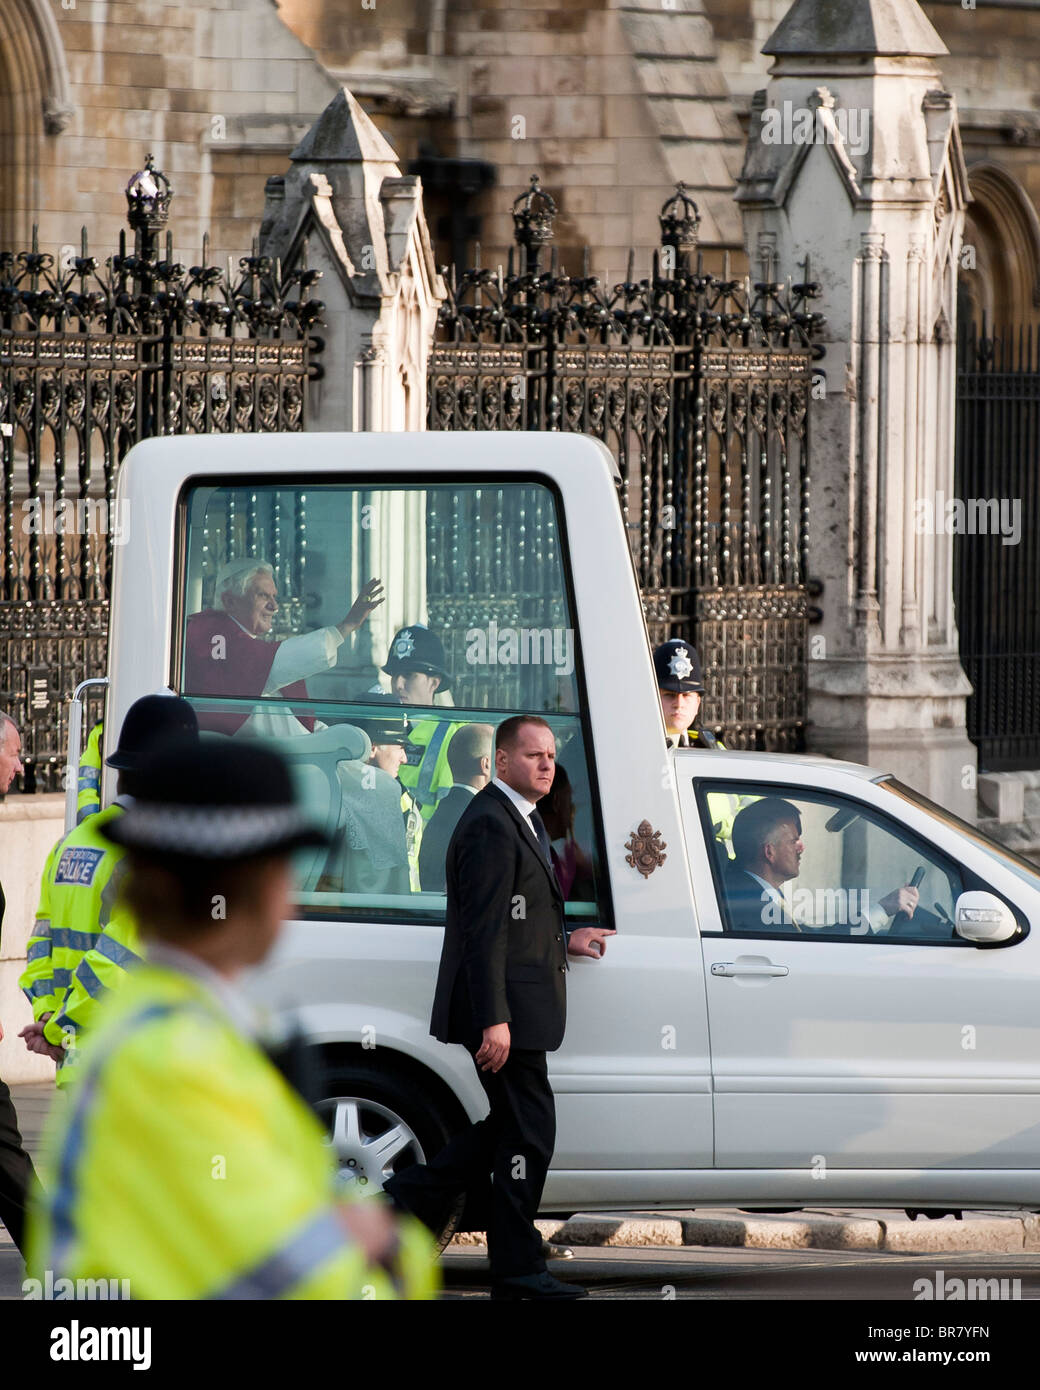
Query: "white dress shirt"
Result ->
[[492, 776, 543, 851]]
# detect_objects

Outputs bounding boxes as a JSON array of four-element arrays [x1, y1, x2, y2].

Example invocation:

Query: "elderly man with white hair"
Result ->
[[184, 559, 384, 737]]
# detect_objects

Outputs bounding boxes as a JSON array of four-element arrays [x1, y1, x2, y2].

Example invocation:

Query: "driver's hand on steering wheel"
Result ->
[[879, 885, 920, 918]]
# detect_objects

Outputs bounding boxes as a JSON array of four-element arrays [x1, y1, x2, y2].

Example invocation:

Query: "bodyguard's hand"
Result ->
[[476, 1022, 510, 1073], [567, 927, 617, 959]]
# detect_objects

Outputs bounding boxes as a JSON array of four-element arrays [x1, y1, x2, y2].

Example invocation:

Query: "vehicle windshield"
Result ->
[[878, 777, 1040, 893]]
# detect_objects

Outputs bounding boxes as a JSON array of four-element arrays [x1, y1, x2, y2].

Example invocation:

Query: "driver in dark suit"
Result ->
[[385, 714, 614, 1300], [725, 798, 806, 932], [724, 798, 923, 934]]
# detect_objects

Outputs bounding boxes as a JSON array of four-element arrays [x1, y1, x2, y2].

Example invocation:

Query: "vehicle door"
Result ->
[[679, 771, 1040, 1174]]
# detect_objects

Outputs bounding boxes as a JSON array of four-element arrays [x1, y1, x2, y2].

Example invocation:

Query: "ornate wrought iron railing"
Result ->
[[0, 156, 323, 790], [427, 178, 824, 749]]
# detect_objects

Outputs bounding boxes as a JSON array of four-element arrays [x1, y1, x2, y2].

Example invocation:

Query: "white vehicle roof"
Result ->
[[673, 748, 889, 782]]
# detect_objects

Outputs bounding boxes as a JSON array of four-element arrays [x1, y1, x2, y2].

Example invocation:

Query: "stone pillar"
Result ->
[[258, 86, 447, 436], [257, 88, 447, 665], [736, 0, 977, 816]]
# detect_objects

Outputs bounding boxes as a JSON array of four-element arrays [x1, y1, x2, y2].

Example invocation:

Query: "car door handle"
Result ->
[[711, 961, 789, 978]]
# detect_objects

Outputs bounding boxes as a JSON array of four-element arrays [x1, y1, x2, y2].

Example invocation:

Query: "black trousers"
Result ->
[[0, 1078, 36, 1257], [386, 1047, 555, 1279]]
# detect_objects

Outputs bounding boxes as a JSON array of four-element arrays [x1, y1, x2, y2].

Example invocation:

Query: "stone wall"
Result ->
[[0, 795, 64, 1085], [275, 0, 749, 278], [2, 0, 339, 268]]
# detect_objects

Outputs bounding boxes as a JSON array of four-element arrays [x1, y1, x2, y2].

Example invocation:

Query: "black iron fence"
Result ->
[[954, 320, 1040, 769], [428, 178, 824, 749], [0, 157, 323, 790]]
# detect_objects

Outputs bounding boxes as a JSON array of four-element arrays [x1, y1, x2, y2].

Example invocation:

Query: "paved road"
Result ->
[[5, 1237, 1040, 1301], [438, 1244, 1040, 1300]]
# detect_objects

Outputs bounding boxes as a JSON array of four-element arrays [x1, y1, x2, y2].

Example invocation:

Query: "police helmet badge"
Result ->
[[394, 630, 416, 660], [668, 647, 693, 681]]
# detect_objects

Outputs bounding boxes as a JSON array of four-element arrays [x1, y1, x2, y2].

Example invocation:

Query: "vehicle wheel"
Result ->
[[905, 1209, 962, 1221], [315, 1062, 464, 1252]]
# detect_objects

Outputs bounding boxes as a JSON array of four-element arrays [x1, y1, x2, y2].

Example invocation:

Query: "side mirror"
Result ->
[[954, 891, 1019, 944]]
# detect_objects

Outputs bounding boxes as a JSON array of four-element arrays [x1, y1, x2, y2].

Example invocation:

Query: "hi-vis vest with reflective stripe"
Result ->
[[28, 962, 438, 1300], [76, 722, 103, 823], [398, 718, 462, 822], [45, 908, 143, 1086], [19, 805, 127, 1025]]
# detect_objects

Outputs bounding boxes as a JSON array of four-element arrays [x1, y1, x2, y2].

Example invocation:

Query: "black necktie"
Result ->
[[528, 809, 553, 866]]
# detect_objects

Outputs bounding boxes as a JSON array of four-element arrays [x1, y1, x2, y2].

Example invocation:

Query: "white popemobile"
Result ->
[[88, 429, 1040, 1241]]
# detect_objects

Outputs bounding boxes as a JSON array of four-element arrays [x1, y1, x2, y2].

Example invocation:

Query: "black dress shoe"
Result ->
[[491, 1271, 588, 1301], [540, 1238, 574, 1259]]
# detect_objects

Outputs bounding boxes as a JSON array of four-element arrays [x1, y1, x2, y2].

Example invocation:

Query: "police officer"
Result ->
[[76, 721, 104, 823], [654, 639, 748, 853], [28, 739, 436, 1299], [654, 639, 721, 750], [18, 695, 198, 1084], [380, 625, 461, 818]]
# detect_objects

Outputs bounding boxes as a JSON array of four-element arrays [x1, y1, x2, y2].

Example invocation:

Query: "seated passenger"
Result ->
[[323, 704, 412, 898], [418, 723, 493, 893], [185, 559, 383, 735], [537, 764, 595, 901]]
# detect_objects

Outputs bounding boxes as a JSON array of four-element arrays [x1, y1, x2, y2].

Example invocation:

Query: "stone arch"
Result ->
[[959, 163, 1040, 328], [0, 0, 74, 248]]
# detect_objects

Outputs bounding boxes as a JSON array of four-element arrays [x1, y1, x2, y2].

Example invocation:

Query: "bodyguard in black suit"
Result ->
[[386, 714, 614, 1300], [416, 722, 493, 894]]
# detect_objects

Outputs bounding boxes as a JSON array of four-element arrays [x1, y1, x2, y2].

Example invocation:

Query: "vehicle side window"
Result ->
[[695, 781, 971, 943], [175, 480, 609, 927]]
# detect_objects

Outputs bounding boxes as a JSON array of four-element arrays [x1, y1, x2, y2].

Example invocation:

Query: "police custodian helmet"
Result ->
[[382, 625, 452, 692], [653, 639, 705, 693]]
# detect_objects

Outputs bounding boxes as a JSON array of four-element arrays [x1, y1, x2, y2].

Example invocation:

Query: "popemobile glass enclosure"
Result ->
[[175, 479, 609, 925]]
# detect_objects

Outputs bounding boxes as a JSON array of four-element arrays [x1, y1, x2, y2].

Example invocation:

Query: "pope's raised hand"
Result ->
[[340, 578, 386, 635]]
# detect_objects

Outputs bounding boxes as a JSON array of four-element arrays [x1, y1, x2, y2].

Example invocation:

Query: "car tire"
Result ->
[[316, 1061, 465, 1252]]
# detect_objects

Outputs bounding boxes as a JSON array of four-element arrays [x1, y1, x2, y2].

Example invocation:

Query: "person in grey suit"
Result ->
[[385, 714, 614, 1300], [417, 723, 493, 893]]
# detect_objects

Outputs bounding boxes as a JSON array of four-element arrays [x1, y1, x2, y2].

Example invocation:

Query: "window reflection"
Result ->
[[178, 481, 605, 924]]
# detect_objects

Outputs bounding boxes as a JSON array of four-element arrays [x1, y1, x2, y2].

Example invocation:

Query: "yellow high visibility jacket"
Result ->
[[398, 719, 463, 823], [76, 722, 104, 824], [19, 805, 127, 1030], [28, 960, 438, 1300], [44, 906, 142, 1083]]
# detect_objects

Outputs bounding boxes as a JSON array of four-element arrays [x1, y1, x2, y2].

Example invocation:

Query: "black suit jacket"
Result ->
[[418, 785, 476, 894], [430, 782, 569, 1052], [724, 865, 799, 933]]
